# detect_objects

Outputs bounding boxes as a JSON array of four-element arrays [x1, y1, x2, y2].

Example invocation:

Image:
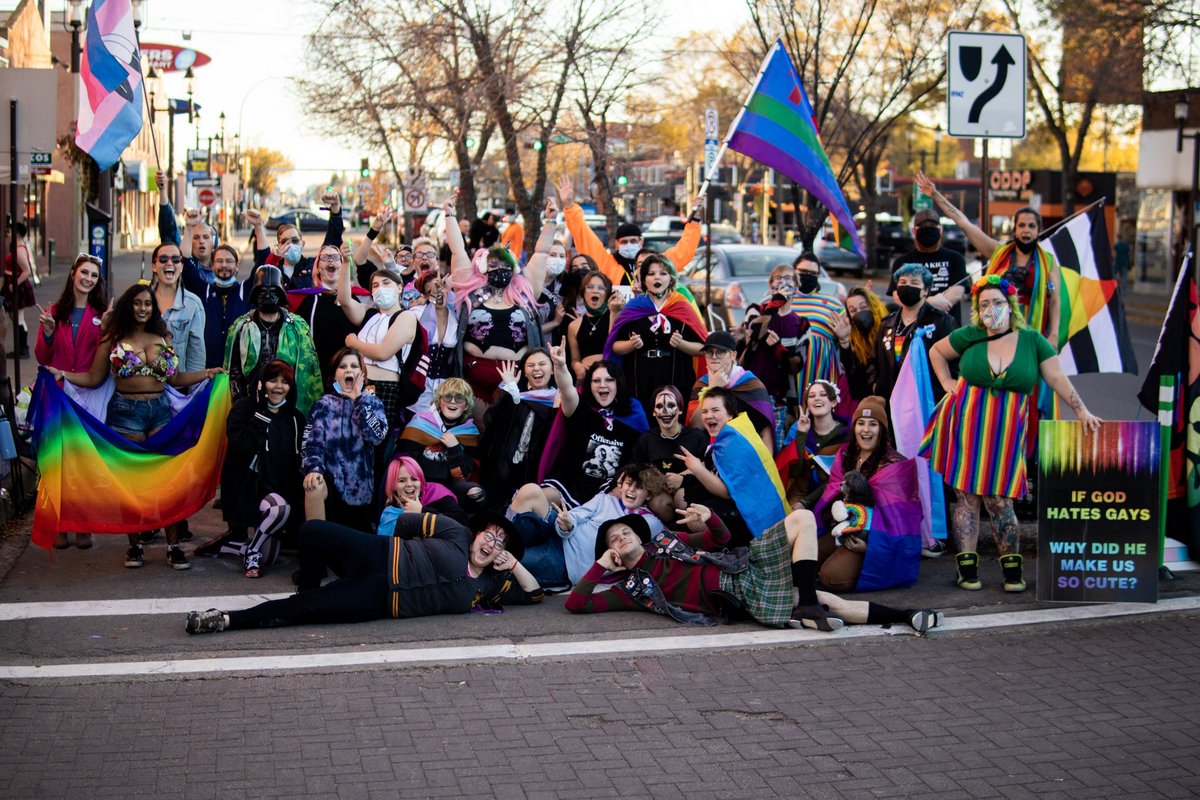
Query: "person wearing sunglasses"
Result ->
[[397, 378, 485, 513], [149, 242, 206, 378], [184, 512, 543, 634]]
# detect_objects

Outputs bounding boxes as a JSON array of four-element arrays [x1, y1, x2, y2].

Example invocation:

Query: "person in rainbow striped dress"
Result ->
[[789, 252, 845, 398], [921, 276, 1101, 594]]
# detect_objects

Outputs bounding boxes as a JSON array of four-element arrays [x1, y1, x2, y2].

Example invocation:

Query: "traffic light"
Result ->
[[465, 136, 476, 148], [360, 157, 370, 178], [616, 174, 628, 186], [532, 140, 543, 151]]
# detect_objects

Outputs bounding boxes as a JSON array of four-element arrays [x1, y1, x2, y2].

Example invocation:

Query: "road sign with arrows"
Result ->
[[947, 31, 1026, 139]]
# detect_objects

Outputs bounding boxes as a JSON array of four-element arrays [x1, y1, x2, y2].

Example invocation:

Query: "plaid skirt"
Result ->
[[719, 518, 794, 627]]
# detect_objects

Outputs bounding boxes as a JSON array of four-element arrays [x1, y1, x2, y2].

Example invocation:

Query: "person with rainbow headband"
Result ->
[[921, 275, 1100, 594]]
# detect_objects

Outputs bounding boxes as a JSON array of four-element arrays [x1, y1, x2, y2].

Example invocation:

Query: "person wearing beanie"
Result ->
[[566, 504, 943, 635], [554, 174, 705, 287], [809, 396, 925, 593]]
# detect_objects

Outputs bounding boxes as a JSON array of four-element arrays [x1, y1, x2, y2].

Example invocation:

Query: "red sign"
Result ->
[[140, 43, 212, 73], [198, 188, 217, 207]]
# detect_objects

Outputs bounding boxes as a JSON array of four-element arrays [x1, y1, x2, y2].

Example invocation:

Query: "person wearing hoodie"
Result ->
[[554, 174, 703, 288]]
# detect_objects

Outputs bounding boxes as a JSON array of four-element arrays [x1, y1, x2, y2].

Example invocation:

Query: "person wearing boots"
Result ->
[[922, 276, 1101, 592], [224, 265, 323, 414]]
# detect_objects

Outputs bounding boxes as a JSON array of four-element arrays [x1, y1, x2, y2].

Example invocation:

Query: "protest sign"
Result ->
[[1037, 421, 1160, 603]]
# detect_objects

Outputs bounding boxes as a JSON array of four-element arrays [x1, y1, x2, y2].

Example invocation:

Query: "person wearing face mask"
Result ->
[[224, 265, 323, 414], [338, 264, 422, 432], [833, 287, 888, 403], [872, 264, 955, 402], [886, 209, 969, 325], [218, 360, 306, 578], [554, 174, 704, 288], [740, 265, 810, 447], [790, 252, 847, 403], [923, 276, 1100, 593], [251, 193, 344, 291], [180, 237, 252, 370], [915, 172, 1061, 347], [536, 240, 571, 344], [446, 196, 552, 411]]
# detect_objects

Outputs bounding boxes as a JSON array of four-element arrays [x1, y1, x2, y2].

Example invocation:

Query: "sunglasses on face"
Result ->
[[441, 394, 468, 404], [317, 255, 342, 263], [414, 252, 437, 261], [156, 255, 183, 264], [75, 253, 102, 266]]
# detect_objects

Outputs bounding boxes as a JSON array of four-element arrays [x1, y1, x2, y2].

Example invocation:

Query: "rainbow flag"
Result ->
[[712, 412, 790, 537], [29, 370, 231, 549], [74, 0, 144, 171], [725, 39, 865, 259]]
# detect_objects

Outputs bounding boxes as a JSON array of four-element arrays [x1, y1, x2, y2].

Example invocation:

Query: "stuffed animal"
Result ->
[[830, 469, 875, 550]]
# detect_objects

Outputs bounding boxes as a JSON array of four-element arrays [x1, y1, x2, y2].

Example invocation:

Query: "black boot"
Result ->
[[11, 328, 28, 359]]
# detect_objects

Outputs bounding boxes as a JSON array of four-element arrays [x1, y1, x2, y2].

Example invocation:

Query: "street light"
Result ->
[[1176, 93, 1199, 262], [130, 0, 145, 28]]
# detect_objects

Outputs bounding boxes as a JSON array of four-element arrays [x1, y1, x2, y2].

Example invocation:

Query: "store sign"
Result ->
[[988, 169, 1033, 201], [140, 43, 212, 73]]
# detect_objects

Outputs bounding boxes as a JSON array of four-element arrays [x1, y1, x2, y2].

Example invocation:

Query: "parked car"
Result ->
[[682, 244, 846, 329], [643, 223, 744, 254], [808, 230, 866, 277], [554, 212, 611, 246], [266, 208, 330, 232]]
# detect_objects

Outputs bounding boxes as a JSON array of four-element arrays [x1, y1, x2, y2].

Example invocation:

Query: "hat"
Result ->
[[470, 512, 524, 562], [595, 513, 652, 562], [395, 244, 413, 254], [615, 221, 642, 240], [851, 395, 889, 432], [248, 265, 285, 305], [912, 209, 941, 228], [702, 331, 737, 353]]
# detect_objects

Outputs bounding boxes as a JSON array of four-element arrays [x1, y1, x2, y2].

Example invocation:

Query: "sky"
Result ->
[[126, 0, 752, 194]]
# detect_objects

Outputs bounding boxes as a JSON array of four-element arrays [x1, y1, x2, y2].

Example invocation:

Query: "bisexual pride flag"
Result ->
[[75, 0, 144, 171], [725, 39, 865, 259]]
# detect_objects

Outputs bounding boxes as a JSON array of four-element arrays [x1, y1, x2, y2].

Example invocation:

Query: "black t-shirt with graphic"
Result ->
[[887, 248, 969, 324]]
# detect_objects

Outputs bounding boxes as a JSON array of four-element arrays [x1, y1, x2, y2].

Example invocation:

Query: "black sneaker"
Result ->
[[175, 520, 194, 543], [787, 603, 844, 632], [166, 545, 191, 570], [908, 609, 944, 633], [124, 544, 144, 568], [137, 530, 160, 545], [185, 609, 226, 634]]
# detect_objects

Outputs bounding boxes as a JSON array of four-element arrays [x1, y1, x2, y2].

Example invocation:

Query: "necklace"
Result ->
[[659, 424, 682, 440], [584, 312, 605, 335]]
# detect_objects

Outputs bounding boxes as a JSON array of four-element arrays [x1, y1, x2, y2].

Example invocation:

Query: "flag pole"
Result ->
[[1036, 196, 1106, 242], [1158, 374, 1176, 581], [695, 39, 781, 200]]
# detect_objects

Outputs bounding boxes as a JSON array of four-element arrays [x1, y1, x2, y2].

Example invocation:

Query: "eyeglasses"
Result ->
[[317, 255, 342, 263], [440, 394, 468, 404], [482, 531, 507, 550], [414, 252, 438, 261], [156, 255, 183, 264]]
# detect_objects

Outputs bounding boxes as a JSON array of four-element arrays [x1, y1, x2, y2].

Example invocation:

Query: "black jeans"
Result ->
[[227, 520, 390, 629]]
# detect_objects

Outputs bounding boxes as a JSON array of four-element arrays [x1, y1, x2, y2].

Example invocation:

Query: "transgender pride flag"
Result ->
[[725, 40, 864, 259], [74, 0, 143, 171]]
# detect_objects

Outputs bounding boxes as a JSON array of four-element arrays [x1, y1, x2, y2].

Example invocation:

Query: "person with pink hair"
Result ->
[[445, 195, 556, 415], [377, 455, 469, 530]]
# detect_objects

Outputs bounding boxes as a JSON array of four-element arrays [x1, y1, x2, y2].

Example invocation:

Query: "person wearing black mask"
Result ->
[[886, 208, 969, 325], [224, 266, 324, 414], [915, 171, 1061, 348], [872, 264, 955, 402]]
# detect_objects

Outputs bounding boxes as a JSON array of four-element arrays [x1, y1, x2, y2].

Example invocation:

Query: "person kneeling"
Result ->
[[565, 506, 942, 634], [185, 512, 542, 633]]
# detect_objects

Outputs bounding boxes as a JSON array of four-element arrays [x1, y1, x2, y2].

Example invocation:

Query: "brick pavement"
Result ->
[[2, 612, 1198, 799]]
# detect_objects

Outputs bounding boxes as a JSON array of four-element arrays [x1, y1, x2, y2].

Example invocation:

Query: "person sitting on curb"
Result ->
[[565, 506, 943, 635]]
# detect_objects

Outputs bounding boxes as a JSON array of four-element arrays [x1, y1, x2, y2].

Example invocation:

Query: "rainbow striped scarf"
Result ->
[[986, 242, 1061, 343], [29, 369, 232, 549]]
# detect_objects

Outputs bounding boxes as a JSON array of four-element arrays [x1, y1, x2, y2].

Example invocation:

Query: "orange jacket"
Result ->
[[563, 203, 701, 286], [499, 221, 524, 260]]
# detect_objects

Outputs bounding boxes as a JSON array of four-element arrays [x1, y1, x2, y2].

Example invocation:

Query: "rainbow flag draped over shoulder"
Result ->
[[602, 293, 708, 366], [29, 370, 232, 549], [725, 39, 865, 259], [400, 408, 479, 448], [712, 412, 790, 537], [74, 0, 144, 171]]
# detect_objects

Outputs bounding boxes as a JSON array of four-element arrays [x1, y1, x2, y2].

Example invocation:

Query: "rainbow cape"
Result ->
[[812, 451, 923, 591], [712, 412, 790, 537], [29, 370, 232, 549], [603, 293, 708, 366]]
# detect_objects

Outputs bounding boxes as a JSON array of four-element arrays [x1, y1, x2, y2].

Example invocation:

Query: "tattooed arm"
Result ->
[[1039, 354, 1102, 433]]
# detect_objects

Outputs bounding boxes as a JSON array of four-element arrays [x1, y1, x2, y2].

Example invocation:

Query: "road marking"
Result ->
[[0, 594, 293, 620], [0, 596, 1197, 680]]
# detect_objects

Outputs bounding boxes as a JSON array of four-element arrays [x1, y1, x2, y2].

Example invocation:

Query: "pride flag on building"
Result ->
[[724, 39, 865, 259], [74, 0, 144, 171]]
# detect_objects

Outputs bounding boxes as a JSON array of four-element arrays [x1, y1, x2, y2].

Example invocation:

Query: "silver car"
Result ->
[[682, 244, 847, 329]]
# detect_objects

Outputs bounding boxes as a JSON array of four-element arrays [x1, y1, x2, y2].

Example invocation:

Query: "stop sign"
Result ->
[[198, 187, 216, 206]]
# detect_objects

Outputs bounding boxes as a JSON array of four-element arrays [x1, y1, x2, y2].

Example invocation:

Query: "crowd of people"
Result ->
[[25, 171, 1102, 637]]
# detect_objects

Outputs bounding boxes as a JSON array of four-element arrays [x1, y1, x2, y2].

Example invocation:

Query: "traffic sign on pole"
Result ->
[[947, 31, 1026, 139], [404, 188, 427, 212], [198, 187, 217, 207]]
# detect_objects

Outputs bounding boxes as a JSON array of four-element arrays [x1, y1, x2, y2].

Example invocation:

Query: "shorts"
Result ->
[[509, 509, 567, 587], [106, 392, 172, 437]]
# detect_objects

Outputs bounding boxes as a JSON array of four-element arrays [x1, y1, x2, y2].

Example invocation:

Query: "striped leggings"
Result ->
[[244, 493, 292, 567]]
